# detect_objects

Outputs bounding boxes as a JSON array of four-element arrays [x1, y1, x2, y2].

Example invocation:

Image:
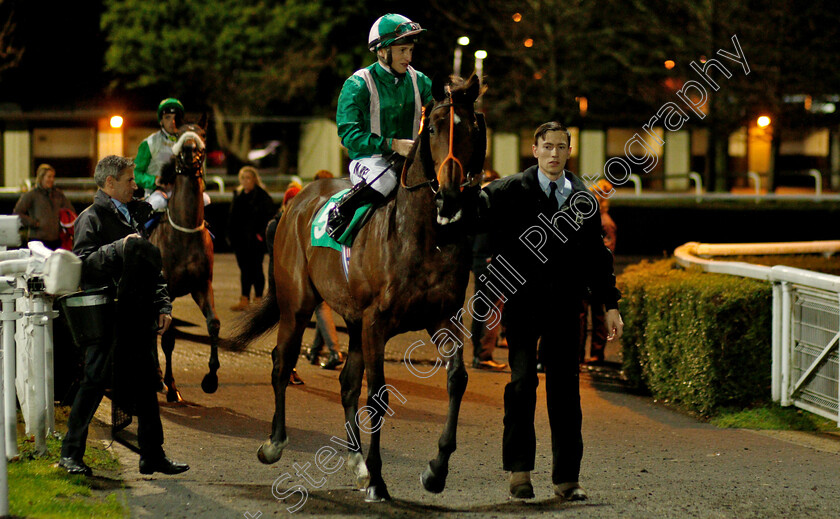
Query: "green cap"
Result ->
[[368, 14, 425, 52]]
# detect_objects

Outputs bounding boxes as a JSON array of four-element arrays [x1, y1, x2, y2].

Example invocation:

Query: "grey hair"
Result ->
[[94, 155, 134, 187]]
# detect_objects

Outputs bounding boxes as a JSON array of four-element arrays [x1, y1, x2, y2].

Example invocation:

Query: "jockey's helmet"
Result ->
[[368, 14, 425, 52], [157, 98, 185, 122]]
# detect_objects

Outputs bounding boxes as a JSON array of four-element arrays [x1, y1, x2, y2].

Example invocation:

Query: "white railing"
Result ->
[[0, 216, 82, 517], [675, 241, 840, 426], [628, 174, 642, 195]]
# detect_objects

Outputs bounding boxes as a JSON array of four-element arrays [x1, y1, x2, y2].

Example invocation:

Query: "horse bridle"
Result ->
[[167, 129, 207, 233], [172, 129, 206, 179], [400, 97, 486, 193]]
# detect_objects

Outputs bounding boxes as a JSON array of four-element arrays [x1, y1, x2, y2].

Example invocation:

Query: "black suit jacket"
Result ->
[[73, 189, 171, 315], [477, 166, 619, 313]]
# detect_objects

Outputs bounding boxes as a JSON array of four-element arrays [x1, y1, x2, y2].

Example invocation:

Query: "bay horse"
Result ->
[[150, 116, 221, 402], [233, 75, 486, 502]]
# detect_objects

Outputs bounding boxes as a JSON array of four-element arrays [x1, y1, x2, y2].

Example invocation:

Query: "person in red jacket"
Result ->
[[14, 164, 75, 250]]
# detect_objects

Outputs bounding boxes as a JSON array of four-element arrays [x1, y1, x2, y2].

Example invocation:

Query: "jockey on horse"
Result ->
[[134, 98, 210, 218], [327, 13, 432, 238]]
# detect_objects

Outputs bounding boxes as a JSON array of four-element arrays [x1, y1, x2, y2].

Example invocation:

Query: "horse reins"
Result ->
[[166, 208, 206, 233], [400, 100, 476, 193]]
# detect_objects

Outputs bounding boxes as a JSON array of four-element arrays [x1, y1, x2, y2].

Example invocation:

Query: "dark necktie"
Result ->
[[547, 181, 559, 213]]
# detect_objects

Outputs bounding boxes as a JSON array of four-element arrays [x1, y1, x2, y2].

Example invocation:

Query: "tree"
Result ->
[[102, 0, 338, 165], [432, 0, 709, 130], [0, 0, 23, 80], [432, 0, 840, 190]]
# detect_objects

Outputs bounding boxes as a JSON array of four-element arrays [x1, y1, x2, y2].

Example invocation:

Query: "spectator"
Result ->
[[265, 183, 305, 384], [60, 155, 188, 477], [305, 304, 344, 370], [14, 164, 75, 250], [470, 170, 507, 371], [229, 166, 275, 311], [302, 170, 345, 371], [581, 179, 617, 365]]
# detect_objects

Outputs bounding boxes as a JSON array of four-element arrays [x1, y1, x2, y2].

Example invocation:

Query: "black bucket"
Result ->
[[57, 287, 115, 349]]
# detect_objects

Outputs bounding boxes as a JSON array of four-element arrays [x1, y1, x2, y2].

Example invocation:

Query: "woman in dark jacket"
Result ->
[[228, 166, 275, 311], [14, 164, 75, 249]]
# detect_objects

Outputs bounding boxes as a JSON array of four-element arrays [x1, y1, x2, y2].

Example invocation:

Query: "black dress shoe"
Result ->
[[59, 456, 92, 476], [305, 348, 319, 365], [320, 352, 344, 370], [139, 456, 190, 475]]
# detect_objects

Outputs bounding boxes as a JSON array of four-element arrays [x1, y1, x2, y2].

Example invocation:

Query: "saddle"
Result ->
[[311, 189, 376, 250]]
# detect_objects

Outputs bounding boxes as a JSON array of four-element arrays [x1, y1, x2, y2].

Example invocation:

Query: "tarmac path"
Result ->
[[98, 254, 840, 518]]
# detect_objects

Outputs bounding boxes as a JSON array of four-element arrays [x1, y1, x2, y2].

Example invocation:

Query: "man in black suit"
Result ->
[[477, 122, 623, 501], [59, 155, 189, 477]]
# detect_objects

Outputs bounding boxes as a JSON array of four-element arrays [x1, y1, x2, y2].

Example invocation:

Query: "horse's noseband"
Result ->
[[401, 97, 482, 193], [173, 130, 206, 178]]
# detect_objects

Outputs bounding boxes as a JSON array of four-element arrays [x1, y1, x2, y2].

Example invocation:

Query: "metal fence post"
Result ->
[[0, 287, 21, 460], [771, 282, 782, 402], [28, 287, 48, 456], [780, 281, 792, 407]]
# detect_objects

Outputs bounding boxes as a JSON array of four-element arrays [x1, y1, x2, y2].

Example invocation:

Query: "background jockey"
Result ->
[[134, 98, 183, 211], [327, 13, 433, 238]]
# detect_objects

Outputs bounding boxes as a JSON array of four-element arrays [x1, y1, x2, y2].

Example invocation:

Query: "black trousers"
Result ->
[[502, 300, 583, 484], [471, 264, 502, 362], [61, 339, 164, 461], [233, 242, 266, 298]]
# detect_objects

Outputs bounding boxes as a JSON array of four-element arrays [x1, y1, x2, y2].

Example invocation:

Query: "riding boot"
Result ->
[[326, 182, 384, 239]]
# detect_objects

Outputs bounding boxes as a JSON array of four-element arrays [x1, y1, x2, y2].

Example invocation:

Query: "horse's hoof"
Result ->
[[257, 438, 288, 465], [201, 373, 219, 394], [421, 463, 448, 494], [365, 483, 391, 502], [166, 388, 183, 403], [347, 452, 370, 489]]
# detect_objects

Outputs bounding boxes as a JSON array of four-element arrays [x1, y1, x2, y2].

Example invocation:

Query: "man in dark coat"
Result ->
[[477, 122, 623, 501], [59, 155, 189, 477]]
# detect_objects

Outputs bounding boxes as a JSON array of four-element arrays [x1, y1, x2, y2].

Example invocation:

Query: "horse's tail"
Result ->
[[228, 290, 280, 351]]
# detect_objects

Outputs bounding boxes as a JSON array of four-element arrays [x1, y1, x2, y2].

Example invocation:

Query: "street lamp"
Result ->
[[110, 115, 124, 129], [453, 36, 470, 77], [757, 115, 771, 128], [474, 49, 487, 85]]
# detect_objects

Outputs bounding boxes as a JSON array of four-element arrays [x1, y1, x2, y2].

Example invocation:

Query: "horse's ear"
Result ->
[[197, 112, 208, 130], [432, 74, 447, 102], [465, 75, 481, 104]]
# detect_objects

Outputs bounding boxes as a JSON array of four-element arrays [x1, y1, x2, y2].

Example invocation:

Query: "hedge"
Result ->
[[618, 259, 772, 415]]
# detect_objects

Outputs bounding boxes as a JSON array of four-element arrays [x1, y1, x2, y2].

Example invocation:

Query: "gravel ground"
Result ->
[[92, 254, 840, 518]]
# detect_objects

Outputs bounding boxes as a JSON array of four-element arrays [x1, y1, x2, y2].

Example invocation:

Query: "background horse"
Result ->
[[150, 117, 221, 402], [234, 75, 486, 502]]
